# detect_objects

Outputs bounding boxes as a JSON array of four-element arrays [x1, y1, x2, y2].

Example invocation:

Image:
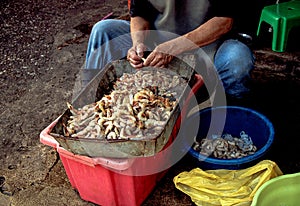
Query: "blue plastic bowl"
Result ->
[[185, 106, 274, 170]]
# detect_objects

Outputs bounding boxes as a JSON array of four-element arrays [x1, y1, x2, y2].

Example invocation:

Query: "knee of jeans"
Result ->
[[237, 50, 254, 77], [91, 19, 115, 34], [217, 39, 254, 60], [216, 40, 254, 77], [232, 60, 254, 80]]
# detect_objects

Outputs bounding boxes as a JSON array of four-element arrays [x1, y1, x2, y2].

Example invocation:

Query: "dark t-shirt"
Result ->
[[130, 0, 239, 22], [129, 0, 240, 35]]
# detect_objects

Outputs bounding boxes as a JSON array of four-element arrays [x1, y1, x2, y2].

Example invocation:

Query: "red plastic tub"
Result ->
[[40, 74, 203, 206]]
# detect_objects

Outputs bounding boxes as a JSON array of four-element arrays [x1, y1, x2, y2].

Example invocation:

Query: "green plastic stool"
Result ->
[[257, 0, 300, 52]]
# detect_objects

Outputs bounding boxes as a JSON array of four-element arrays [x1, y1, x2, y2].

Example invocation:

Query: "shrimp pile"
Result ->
[[63, 69, 186, 140], [193, 131, 257, 159]]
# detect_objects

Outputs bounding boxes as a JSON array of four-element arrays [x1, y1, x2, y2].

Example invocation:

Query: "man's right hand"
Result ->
[[127, 43, 147, 68]]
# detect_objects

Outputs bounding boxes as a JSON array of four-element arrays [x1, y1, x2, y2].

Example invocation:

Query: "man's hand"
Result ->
[[143, 49, 173, 68], [127, 42, 174, 69], [143, 43, 174, 68], [127, 43, 147, 68]]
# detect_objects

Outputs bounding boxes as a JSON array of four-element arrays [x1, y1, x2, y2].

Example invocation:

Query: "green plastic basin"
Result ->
[[251, 172, 300, 206]]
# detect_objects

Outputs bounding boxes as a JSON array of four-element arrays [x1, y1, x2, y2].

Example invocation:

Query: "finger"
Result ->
[[142, 53, 155, 66], [153, 60, 165, 68], [149, 57, 162, 67], [127, 52, 142, 64], [130, 61, 143, 69], [136, 44, 145, 57], [136, 47, 144, 58], [127, 49, 137, 59], [128, 57, 142, 65], [149, 60, 164, 68]]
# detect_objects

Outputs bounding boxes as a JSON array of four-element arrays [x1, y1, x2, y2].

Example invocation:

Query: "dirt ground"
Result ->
[[1, 0, 300, 205], [0, 0, 195, 205], [0, 0, 131, 205]]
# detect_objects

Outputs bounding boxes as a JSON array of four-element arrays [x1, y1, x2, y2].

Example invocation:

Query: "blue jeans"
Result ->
[[85, 19, 255, 98]]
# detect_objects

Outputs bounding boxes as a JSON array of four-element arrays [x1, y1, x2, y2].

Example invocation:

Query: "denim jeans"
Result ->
[[85, 19, 255, 98]]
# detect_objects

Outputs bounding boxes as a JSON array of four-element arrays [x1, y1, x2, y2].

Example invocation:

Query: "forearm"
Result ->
[[185, 17, 233, 46], [130, 16, 151, 47], [157, 17, 233, 56]]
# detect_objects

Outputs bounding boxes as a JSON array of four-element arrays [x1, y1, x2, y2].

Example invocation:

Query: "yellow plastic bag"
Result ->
[[173, 160, 283, 206]]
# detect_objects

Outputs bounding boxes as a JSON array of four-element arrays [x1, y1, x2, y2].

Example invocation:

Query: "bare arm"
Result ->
[[186, 17, 233, 47], [155, 17, 234, 56], [128, 16, 234, 68], [127, 16, 151, 68], [130, 16, 150, 47]]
